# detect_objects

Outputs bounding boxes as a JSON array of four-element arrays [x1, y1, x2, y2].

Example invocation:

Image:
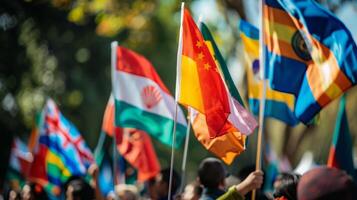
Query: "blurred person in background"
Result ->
[[155, 168, 181, 200], [181, 181, 203, 200], [273, 172, 301, 200], [64, 176, 95, 200], [115, 184, 139, 200], [197, 157, 264, 200], [21, 182, 48, 200], [297, 167, 356, 200]]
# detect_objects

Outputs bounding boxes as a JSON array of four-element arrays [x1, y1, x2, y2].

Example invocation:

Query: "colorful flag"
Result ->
[[177, 8, 257, 138], [6, 138, 34, 189], [327, 95, 356, 180], [239, 19, 299, 126], [115, 128, 161, 182], [29, 99, 94, 197], [112, 46, 187, 147], [264, 0, 357, 124], [100, 96, 160, 182], [9, 138, 33, 176], [186, 22, 252, 165]]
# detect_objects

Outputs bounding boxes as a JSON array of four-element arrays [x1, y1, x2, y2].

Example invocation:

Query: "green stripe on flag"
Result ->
[[115, 100, 186, 148]]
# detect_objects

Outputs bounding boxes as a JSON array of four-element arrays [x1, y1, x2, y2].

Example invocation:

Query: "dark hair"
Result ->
[[65, 176, 94, 200], [198, 157, 226, 189], [161, 168, 181, 194], [273, 173, 301, 200]]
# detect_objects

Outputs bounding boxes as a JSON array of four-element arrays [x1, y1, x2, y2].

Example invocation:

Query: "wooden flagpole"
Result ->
[[252, 0, 266, 199]]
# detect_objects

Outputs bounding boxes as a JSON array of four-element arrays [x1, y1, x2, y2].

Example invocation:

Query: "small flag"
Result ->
[[264, 0, 357, 124], [6, 137, 33, 189], [115, 128, 161, 182], [239, 19, 299, 126], [177, 9, 257, 138], [327, 95, 356, 180], [112, 46, 187, 147], [29, 99, 94, 197]]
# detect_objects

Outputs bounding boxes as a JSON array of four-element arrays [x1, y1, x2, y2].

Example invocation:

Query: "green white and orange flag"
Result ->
[[111, 44, 187, 148], [176, 8, 257, 138]]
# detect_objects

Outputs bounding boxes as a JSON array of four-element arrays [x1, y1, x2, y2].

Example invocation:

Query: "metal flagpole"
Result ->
[[111, 41, 120, 200], [179, 113, 191, 193], [252, 0, 266, 199], [168, 2, 184, 200]]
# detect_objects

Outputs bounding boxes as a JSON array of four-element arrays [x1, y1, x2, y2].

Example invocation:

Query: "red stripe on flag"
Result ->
[[116, 46, 171, 95]]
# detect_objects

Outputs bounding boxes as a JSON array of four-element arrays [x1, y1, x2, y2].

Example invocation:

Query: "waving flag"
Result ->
[[239, 20, 299, 126], [327, 95, 356, 180], [115, 128, 160, 182], [177, 9, 257, 138], [112, 46, 187, 147], [29, 99, 94, 197], [100, 95, 161, 182], [186, 22, 256, 165], [264, 0, 357, 124], [6, 138, 33, 189]]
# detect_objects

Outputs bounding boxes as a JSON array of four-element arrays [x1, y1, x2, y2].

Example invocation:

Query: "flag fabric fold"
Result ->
[[177, 9, 257, 138], [327, 95, 356, 180], [28, 99, 94, 198], [112, 46, 187, 147], [264, 0, 357, 124], [101, 96, 161, 182], [239, 19, 299, 126], [187, 22, 257, 165], [115, 128, 161, 182]]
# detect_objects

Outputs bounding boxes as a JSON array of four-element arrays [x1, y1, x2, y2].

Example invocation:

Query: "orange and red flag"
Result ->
[[177, 9, 231, 138]]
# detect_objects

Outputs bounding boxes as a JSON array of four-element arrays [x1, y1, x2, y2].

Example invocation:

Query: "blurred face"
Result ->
[[182, 185, 196, 200], [9, 190, 19, 200], [21, 185, 32, 200]]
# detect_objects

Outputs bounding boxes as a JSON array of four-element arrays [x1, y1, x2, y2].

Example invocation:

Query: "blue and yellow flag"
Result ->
[[264, 0, 357, 124], [239, 20, 299, 126]]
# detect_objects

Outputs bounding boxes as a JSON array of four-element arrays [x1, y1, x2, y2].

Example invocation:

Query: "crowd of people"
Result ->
[[2, 157, 357, 200]]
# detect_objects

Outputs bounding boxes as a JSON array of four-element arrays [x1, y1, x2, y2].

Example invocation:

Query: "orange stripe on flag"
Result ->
[[306, 37, 352, 106]]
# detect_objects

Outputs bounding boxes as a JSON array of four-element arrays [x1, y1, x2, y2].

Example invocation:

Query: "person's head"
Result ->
[[182, 181, 202, 200], [155, 168, 181, 198], [21, 182, 48, 200], [6, 189, 20, 200], [65, 176, 94, 200], [273, 172, 301, 200], [198, 157, 227, 189], [297, 167, 356, 200], [115, 184, 139, 200]]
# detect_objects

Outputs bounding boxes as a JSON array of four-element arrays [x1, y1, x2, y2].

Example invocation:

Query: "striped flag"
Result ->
[[112, 46, 187, 147], [177, 9, 257, 138], [264, 0, 357, 124], [29, 99, 94, 198], [239, 19, 299, 126]]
